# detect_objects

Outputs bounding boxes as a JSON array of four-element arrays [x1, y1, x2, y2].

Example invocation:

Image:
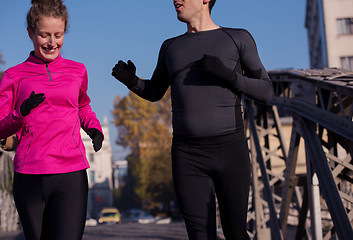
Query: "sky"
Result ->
[[0, 0, 310, 160]]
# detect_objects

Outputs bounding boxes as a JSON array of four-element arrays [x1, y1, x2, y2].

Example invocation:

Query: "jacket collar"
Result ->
[[27, 51, 63, 65]]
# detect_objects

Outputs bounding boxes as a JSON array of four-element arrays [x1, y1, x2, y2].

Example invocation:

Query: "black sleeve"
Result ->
[[228, 29, 274, 102], [130, 40, 172, 102]]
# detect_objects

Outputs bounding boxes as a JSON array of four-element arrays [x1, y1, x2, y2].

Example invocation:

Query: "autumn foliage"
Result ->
[[113, 89, 175, 211]]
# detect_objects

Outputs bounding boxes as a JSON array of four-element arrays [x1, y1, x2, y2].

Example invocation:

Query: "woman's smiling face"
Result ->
[[28, 16, 65, 62]]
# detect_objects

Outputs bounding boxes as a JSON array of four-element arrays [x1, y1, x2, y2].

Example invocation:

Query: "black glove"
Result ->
[[20, 91, 46, 116], [87, 128, 103, 152], [197, 54, 238, 87], [111, 60, 138, 89]]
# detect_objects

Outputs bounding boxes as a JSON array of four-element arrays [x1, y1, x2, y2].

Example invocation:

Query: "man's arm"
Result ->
[[112, 40, 171, 102], [198, 29, 273, 102], [234, 29, 273, 102]]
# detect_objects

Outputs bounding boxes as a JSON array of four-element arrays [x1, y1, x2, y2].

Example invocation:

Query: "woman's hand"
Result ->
[[20, 91, 46, 116]]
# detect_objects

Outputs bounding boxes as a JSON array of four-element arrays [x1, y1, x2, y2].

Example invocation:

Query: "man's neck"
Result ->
[[186, 14, 218, 33]]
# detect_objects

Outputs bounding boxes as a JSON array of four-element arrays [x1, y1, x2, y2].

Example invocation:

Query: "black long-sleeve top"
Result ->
[[129, 27, 273, 137]]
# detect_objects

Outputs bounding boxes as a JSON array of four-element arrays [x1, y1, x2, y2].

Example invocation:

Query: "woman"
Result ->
[[0, 0, 103, 239]]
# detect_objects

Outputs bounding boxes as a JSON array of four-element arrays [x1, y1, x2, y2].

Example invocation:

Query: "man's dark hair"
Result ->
[[209, 0, 216, 13]]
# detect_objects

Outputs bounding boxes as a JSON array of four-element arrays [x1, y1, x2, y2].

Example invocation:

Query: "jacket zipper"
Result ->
[[46, 63, 52, 82]]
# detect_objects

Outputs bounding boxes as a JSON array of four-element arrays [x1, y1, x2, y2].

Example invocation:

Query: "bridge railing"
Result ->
[[244, 68, 353, 240]]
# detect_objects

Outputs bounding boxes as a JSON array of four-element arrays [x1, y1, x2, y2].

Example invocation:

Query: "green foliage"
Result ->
[[113, 89, 175, 212]]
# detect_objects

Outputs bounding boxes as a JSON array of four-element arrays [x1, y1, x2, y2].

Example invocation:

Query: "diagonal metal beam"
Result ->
[[244, 99, 283, 240], [299, 116, 353, 239]]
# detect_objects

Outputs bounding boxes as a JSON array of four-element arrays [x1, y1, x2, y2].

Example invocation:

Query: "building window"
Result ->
[[340, 56, 353, 71], [337, 18, 353, 35], [89, 153, 94, 163]]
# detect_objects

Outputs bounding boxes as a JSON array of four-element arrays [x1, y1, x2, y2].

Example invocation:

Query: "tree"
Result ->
[[0, 50, 5, 79], [0, 50, 5, 65], [112, 89, 175, 212]]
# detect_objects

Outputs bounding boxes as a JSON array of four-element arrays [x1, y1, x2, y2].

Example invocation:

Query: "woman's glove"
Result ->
[[87, 128, 103, 152], [20, 91, 46, 116], [111, 60, 138, 89]]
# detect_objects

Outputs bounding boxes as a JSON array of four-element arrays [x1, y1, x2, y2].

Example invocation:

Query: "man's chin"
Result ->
[[177, 15, 188, 23]]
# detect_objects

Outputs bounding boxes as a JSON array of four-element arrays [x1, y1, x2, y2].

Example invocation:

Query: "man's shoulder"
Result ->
[[220, 27, 256, 45], [163, 34, 185, 44], [221, 27, 252, 38], [160, 34, 185, 51]]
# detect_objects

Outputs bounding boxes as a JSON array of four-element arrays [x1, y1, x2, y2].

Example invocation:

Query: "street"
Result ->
[[0, 222, 226, 240]]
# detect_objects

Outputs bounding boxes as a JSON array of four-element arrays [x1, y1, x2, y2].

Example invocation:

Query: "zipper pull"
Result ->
[[46, 63, 52, 82]]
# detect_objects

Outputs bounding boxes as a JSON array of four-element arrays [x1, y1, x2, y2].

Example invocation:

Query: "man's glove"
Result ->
[[197, 54, 238, 87], [20, 91, 46, 116], [112, 60, 138, 89], [87, 128, 103, 152]]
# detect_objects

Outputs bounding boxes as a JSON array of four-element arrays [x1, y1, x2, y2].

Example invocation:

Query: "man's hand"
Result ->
[[112, 60, 138, 88], [87, 128, 103, 152], [20, 91, 46, 116], [197, 54, 237, 85]]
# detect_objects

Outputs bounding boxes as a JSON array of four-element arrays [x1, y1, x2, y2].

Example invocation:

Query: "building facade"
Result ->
[[112, 160, 128, 190], [81, 116, 113, 219], [306, 0, 353, 70]]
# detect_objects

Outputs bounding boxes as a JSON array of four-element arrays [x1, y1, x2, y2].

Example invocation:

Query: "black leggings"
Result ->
[[13, 170, 88, 240], [172, 132, 250, 240]]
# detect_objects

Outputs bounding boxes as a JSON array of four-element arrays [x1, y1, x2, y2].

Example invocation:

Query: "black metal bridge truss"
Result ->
[[244, 68, 353, 239]]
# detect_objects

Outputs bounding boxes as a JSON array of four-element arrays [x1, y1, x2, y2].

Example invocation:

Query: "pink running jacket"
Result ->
[[0, 52, 103, 174]]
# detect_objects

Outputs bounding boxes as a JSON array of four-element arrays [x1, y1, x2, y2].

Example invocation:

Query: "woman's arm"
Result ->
[[0, 72, 25, 139]]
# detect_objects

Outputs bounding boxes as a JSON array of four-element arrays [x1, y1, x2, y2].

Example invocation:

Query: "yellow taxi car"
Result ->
[[98, 208, 121, 224]]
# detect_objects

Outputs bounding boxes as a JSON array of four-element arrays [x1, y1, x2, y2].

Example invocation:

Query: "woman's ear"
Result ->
[[27, 27, 33, 40]]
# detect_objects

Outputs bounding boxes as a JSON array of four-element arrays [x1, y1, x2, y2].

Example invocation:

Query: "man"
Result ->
[[112, 0, 273, 239]]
